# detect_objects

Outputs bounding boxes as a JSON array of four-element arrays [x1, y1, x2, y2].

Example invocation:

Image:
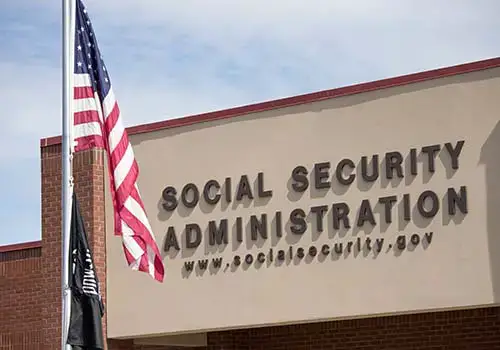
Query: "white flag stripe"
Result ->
[[73, 97, 97, 114], [102, 88, 116, 119], [74, 122, 102, 139], [121, 232, 145, 260], [147, 245, 156, 276], [124, 194, 154, 235], [120, 219, 134, 236], [73, 73, 92, 88], [129, 258, 140, 270], [107, 116, 126, 153], [133, 185, 155, 233], [113, 143, 135, 190]]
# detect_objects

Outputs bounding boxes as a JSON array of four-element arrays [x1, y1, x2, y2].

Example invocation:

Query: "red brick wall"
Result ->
[[108, 340, 206, 350], [3, 142, 500, 349], [207, 306, 500, 350], [0, 245, 43, 349]]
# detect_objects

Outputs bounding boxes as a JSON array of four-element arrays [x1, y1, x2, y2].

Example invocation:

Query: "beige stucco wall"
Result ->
[[105, 67, 500, 339]]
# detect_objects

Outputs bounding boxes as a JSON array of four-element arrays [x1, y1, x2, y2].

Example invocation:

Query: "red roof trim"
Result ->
[[0, 240, 42, 253], [40, 56, 500, 148]]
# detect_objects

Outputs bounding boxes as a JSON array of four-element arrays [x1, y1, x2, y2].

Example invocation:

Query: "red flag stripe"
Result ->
[[74, 110, 100, 125]]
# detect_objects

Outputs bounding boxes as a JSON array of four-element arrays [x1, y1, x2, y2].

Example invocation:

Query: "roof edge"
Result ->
[[0, 240, 42, 253], [40, 56, 500, 148]]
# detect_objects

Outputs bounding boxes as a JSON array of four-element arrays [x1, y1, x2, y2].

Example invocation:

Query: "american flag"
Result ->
[[73, 0, 164, 282]]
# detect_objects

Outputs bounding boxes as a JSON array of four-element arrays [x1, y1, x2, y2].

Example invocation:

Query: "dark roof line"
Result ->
[[0, 240, 42, 253]]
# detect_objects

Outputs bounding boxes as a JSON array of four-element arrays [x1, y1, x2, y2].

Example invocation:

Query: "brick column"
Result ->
[[40, 144, 106, 348]]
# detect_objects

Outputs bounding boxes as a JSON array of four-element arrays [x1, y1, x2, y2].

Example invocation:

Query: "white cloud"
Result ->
[[85, 0, 499, 93], [85, 0, 497, 51]]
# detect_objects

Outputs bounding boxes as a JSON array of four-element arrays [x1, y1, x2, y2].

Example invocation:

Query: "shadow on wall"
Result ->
[[481, 120, 500, 303]]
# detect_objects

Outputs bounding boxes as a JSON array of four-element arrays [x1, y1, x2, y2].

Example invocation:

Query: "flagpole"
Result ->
[[62, 0, 76, 349]]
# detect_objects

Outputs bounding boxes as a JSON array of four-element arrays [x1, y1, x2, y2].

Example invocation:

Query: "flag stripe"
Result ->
[[115, 161, 139, 206], [74, 122, 102, 139], [113, 143, 135, 190], [109, 131, 129, 172], [74, 86, 94, 99], [74, 110, 100, 125], [74, 135, 105, 152], [102, 89, 117, 123], [74, 97, 97, 114], [74, 73, 92, 87], [105, 104, 124, 152]]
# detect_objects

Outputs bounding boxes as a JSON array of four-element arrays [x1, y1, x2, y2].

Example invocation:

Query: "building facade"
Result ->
[[2, 57, 500, 349]]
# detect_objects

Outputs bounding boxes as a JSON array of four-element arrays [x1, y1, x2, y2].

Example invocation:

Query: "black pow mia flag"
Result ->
[[67, 192, 105, 349]]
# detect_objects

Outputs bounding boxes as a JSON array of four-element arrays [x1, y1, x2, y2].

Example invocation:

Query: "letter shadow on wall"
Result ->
[[157, 197, 173, 221], [380, 156, 403, 189], [286, 176, 304, 202], [356, 157, 376, 192], [156, 196, 194, 221], [481, 120, 500, 303]]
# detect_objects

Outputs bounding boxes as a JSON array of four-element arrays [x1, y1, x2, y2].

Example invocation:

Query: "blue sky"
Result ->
[[0, 0, 499, 246]]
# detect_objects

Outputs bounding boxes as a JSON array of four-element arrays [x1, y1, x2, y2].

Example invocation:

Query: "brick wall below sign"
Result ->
[[110, 306, 500, 350], [219, 306, 500, 350]]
